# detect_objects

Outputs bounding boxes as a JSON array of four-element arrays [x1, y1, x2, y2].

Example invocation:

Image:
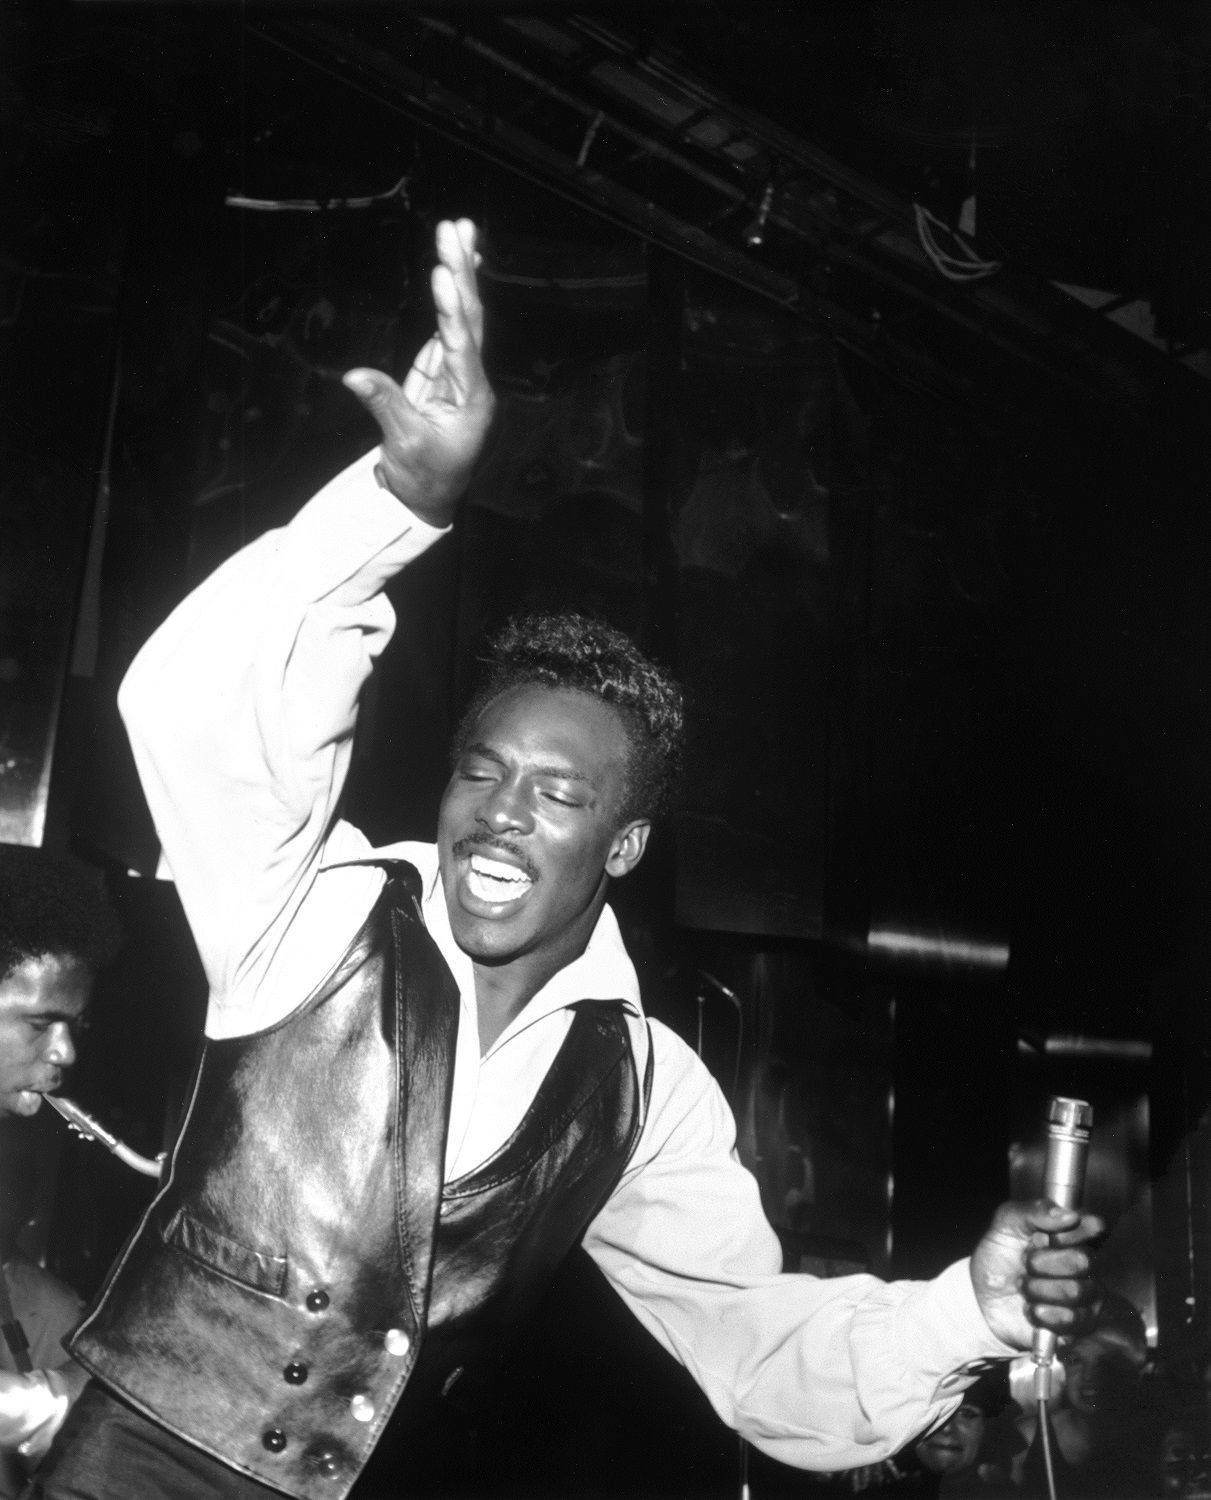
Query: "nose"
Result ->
[[43, 1022, 76, 1070], [480, 776, 535, 836]]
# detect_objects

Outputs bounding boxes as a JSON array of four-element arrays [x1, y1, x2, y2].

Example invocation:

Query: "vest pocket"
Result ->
[[164, 1207, 288, 1298]]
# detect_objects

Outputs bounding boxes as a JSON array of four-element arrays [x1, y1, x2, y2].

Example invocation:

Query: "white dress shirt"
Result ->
[[118, 448, 1014, 1474]]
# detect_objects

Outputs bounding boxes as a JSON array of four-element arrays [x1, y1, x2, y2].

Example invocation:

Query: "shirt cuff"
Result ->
[[895, 1259, 1017, 1399], [279, 448, 451, 601]]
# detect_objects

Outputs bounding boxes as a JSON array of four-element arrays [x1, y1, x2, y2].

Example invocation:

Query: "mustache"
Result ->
[[452, 833, 539, 883]]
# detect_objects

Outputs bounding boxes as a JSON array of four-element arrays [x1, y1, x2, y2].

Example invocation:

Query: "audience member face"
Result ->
[[916, 1400, 988, 1476], [1061, 1335, 1138, 1418], [1160, 1419, 1206, 1496], [0, 952, 90, 1117]]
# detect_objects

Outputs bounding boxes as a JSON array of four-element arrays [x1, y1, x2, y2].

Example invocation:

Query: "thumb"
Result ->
[[989, 1197, 1083, 1242], [341, 367, 403, 417]]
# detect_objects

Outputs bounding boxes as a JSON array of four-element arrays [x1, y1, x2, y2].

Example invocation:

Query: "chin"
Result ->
[[3, 1089, 42, 1118], [449, 915, 528, 965]]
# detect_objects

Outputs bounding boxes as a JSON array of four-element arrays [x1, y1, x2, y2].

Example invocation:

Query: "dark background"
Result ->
[[2, 1, 1210, 1493]]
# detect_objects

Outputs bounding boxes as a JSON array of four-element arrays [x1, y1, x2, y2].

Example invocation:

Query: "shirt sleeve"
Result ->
[[2, 1262, 82, 1372], [581, 1019, 1014, 1474], [117, 449, 449, 1033]]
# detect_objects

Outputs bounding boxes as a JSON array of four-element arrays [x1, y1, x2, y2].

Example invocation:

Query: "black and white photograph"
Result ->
[[0, 3, 1208, 1497]]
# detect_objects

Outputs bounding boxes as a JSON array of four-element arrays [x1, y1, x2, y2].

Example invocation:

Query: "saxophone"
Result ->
[[43, 1095, 166, 1179]]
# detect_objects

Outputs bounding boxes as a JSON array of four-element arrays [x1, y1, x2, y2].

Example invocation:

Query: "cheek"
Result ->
[[550, 834, 615, 887], [437, 783, 471, 842], [0, 1025, 33, 1072]]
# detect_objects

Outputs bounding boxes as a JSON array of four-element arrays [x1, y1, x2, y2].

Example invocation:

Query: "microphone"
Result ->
[[1032, 1095, 1093, 1400]]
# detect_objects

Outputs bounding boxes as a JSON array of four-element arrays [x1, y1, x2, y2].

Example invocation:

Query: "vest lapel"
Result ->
[[386, 868, 459, 1327], [442, 1004, 630, 1195]]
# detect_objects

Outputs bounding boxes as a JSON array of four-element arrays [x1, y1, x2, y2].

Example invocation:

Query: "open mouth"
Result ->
[[464, 852, 534, 907]]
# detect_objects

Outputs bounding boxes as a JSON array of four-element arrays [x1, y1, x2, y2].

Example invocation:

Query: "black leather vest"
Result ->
[[69, 864, 645, 1500]]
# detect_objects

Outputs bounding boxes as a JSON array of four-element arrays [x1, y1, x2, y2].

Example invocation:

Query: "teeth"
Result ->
[[467, 854, 532, 904], [469, 854, 529, 884]]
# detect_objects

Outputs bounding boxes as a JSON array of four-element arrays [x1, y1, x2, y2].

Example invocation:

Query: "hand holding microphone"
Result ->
[[968, 1098, 1102, 1361], [1032, 1097, 1093, 1396]]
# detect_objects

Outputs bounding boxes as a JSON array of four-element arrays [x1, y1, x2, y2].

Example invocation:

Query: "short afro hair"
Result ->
[[0, 844, 123, 982], [455, 613, 685, 823]]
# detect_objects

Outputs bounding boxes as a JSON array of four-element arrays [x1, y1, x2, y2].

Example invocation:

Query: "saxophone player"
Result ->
[[0, 846, 121, 1491]]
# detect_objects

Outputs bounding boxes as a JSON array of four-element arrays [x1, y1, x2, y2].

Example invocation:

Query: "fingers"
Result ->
[[1023, 1268, 1095, 1301], [433, 217, 485, 355], [1023, 1216, 1099, 1295], [1022, 1237, 1102, 1337], [430, 264, 467, 346], [1027, 1235, 1097, 1271], [1027, 1299, 1097, 1334], [344, 220, 485, 408], [399, 335, 444, 407], [996, 1199, 1104, 1245], [1021, 1284, 1097, 1336]]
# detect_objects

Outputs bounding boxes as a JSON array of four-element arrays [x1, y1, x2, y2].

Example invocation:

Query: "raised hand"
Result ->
[[970, 1199, 1103, 1350], [342, 217, 495, 528]]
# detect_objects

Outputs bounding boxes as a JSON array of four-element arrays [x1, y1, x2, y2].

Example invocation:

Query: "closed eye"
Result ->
[[27, 1017, 86, 1038], [457, 758, 501, 783]]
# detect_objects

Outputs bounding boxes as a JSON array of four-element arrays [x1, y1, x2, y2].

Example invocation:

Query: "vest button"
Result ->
[[384, 1328, 410, 1358], [349, 1393, 375, 1423], [305, 1289, 330, 1312], [314, 1448, 340, 1476], [262, 1428, 287, 1453], [283, 1361, 309, 1385]]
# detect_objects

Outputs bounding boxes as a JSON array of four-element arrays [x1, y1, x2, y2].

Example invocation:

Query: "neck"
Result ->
[[472, 966, 545, 1055], [471, 901, 605, 1054]]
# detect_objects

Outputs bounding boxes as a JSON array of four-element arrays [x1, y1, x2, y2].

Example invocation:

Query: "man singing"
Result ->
[[33, 220, 1098, 1499]]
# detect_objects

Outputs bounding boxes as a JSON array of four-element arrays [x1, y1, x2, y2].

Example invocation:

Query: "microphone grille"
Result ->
[[1047, 1095, 1093, 1135]]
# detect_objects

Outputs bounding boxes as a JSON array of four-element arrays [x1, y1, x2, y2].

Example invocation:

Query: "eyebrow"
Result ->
[[18, 1007, 87, 1026], [461, 741, 601, 788]]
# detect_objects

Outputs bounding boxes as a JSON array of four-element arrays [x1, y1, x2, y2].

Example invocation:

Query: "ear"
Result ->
[[605, 819, 651, 879]]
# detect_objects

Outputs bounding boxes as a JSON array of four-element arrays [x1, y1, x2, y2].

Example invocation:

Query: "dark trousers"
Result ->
[[25, 1378, 488, 1499], [24, 1382, 285, 1500]]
